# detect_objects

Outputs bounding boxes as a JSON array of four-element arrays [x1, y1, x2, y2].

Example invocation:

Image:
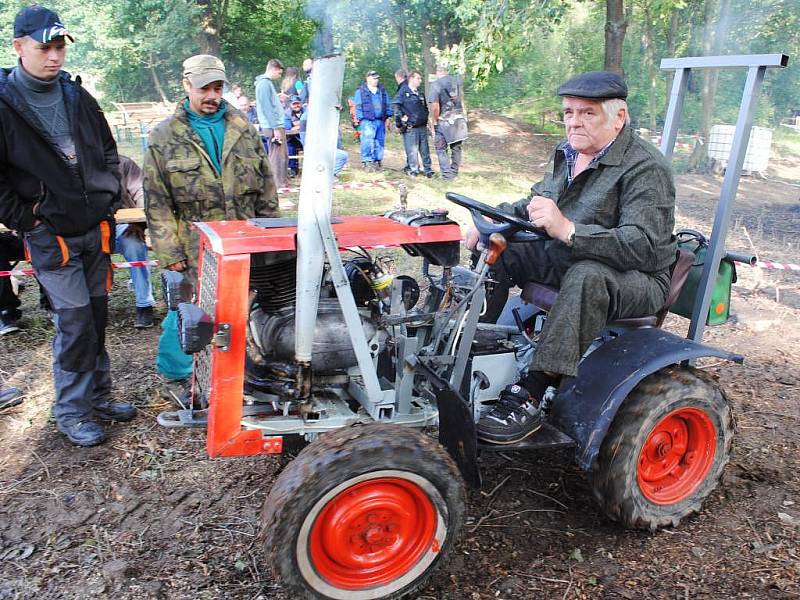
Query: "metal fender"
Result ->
[[548, 327, 743, 472]]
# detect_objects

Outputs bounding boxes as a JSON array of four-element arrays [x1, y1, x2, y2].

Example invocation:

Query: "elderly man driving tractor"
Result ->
[[466, 71, 677, 445]]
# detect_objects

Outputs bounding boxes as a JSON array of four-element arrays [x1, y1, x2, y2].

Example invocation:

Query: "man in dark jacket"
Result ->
[[428, 64, 467, 180], [0, 6, 135, 446], [467, 71, 676, 445], [393, 70, 434, 178], [352, 70, 393, 171]]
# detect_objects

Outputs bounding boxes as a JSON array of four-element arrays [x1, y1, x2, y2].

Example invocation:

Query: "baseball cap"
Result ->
[[14, 5, 74, 43], [557, 71, 628, 100], [182, 54, 229, 89], [290, 95, 302, 104], [365, 70, 380, 78]]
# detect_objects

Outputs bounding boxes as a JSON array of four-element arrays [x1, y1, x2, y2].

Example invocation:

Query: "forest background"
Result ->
[[0, 0, 797, 141]]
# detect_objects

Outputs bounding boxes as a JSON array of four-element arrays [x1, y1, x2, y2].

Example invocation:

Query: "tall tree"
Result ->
[[605, 0, 627, 73]]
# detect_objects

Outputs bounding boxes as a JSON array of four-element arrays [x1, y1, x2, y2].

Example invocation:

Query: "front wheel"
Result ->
[[262, 423, 465, 599], [590, 367, 734, 530]]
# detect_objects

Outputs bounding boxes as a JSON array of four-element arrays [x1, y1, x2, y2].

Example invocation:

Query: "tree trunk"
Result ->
[[393, 8, 409, 73], [604, 0, 627, 74], [197, 0, 220, 56], [148, 57, 168, 104], [664, 10, 680, 117], [642, 5, 657, 131], [422, 26, 436, 98]]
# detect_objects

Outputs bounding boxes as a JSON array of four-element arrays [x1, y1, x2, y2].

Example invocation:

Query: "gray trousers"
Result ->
[[434, 127, 462, 179], [402, 127, 433, 174], [24, 223, 113, 425], [487, 240, 670, 377]]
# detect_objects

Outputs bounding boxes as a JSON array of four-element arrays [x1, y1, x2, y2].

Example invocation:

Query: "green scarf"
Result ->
[[184, 99, 227, 174]]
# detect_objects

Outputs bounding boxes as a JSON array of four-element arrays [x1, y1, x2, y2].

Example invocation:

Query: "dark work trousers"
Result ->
[[486, 240, 670, 378], [262, 128, 289, 189], [0, 232, 23, 321], [402, 127, 433, 175], [434, 126, 462, 179], [23, 223, 113, 426]]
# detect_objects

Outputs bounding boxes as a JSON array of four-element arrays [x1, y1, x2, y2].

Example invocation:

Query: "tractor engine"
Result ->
[[244, 250, 396, 388]]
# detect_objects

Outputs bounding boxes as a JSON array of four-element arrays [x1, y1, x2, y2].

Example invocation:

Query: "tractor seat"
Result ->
[[520, 248, 695, 329]]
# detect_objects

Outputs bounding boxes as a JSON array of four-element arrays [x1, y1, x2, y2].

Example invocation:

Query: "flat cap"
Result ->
[[183, 54, 228, 89], [557, 71, 628, 100]]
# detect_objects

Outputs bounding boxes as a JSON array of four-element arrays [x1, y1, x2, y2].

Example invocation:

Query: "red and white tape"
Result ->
[[277, 179, 401, 194], [745, 260, 800, 272], [0, 259, 159, 278]]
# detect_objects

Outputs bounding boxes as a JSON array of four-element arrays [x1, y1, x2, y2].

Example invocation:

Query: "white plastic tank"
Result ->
[[707, 124, 773, 173]]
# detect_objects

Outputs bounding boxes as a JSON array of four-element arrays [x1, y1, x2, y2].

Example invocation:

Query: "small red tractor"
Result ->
[[157, 53, 787, 598]]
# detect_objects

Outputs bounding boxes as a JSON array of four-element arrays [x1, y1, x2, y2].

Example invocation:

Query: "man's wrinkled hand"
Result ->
[[527, 195, 573, 243], [123, 223, 146, 242], [167, 260, 187, 272]]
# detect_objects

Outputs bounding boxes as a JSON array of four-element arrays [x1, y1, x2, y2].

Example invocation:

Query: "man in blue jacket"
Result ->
[[352, 70, 393, 171]]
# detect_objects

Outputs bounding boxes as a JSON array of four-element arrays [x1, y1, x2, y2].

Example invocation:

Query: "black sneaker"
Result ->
[[0, 388, 22, 410], [477, 383, 544, 445], [425, 171, 435, 178], [135, 306, 154, 329], [57, 420, 107, 447], [0, 315, 20, 336], [94, 400, 137, 422]]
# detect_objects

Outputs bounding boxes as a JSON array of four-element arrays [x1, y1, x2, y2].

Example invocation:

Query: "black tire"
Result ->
[[590, 366, 734, 530], [262, 422, 465, 600]]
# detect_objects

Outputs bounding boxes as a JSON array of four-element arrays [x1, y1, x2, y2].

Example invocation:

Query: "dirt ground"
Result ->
[[1, 112, 799, 600]]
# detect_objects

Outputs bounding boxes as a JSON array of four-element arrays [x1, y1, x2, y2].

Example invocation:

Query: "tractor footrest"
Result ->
[[477, 422, 575, 452], [157, 409, 208, 428]]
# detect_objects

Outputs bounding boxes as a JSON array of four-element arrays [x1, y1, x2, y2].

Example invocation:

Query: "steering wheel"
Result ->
[[445, 192, 549, 244]]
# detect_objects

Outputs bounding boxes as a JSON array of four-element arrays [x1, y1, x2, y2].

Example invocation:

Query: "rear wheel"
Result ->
[[262, 423, 465, 599], [590, 367, 733, 530]]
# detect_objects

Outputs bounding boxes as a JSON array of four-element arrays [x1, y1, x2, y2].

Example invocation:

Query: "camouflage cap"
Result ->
[[182, 54, 229, 89]]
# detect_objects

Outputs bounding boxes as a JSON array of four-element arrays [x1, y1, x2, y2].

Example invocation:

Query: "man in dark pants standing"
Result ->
[[428, 64, 467, 180], [466, 72, 676, 445], [0, 6, 136, 446], [393, 70, 433, 177]]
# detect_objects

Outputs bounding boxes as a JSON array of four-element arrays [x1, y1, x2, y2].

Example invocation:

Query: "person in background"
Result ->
[[393, 69, 433, 178], [284, 95, 305, 177], [299, 102, 348, 177], [223, 82, 241, 106], [115, 155, 155, 329], [280, 66, 304, 109], [255, 58, 288, 188], [299, 58, 312, 104], [394, 69, 407, 91], [237, 94, 258, 125], [0, 231, 23, 335], [428, 63, 467, 180], [352, 70, 392, 171], [0, 5, 136, 446]]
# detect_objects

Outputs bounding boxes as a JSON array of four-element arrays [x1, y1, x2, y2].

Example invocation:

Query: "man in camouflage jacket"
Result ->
[[144, 54, 279, 283], [467, 71, 677, 445]]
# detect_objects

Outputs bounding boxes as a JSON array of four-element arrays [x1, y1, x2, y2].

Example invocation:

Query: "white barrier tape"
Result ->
[[277, 179, 401, 194], [0, 259, 159, 278]]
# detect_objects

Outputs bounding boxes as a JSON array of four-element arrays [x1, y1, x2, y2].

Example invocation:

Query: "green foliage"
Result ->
[[0, 0, 796, 135]]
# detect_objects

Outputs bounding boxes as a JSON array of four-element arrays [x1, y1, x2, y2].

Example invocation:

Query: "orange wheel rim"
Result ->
[[637, 408, 717, 505], [308, 477, 437, 590]]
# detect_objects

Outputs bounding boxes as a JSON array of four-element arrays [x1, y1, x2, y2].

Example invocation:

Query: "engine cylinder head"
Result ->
[[250, 251, 297, 312]]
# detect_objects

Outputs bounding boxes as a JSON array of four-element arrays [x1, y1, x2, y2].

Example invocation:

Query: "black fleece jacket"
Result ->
[[0, 68, 120, 236]]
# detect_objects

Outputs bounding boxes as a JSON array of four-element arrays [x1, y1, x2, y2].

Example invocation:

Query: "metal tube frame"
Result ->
[[658, 53, 788, 343]]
